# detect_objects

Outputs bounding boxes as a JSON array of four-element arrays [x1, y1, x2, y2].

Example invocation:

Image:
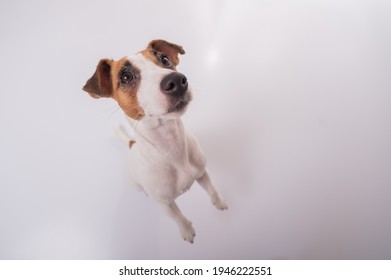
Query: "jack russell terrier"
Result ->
[[83, 39, 227, 243]]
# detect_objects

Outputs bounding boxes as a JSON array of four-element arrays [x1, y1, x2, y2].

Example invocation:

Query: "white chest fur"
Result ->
[[127, 117, 206, 203]]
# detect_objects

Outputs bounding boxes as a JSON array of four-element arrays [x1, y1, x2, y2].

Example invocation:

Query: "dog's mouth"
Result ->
[[167, 93, 192, 114]]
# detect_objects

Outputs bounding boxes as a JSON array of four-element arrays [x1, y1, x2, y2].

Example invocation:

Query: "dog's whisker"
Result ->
[[104, 104, 120, 113], [106, 105, 121, 120], [133, 119, 140, 132]]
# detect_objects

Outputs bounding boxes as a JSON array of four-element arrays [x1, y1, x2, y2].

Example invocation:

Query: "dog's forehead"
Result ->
[[126, 53, 160, 72]]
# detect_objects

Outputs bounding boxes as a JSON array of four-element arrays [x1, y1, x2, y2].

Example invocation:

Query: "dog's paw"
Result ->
[[212, 195, 228, 210], [180, 222, 196, 244]]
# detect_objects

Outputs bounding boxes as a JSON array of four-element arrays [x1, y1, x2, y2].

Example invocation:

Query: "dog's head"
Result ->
[[83, 40, 192, 120]]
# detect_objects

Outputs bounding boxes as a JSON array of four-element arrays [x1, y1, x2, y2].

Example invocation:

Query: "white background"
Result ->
[[1, 0, 390, 259]]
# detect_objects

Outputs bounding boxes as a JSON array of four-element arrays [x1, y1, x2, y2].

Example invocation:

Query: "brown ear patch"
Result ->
[[83, 59, 113, 98], [144, 39, 185, 67]]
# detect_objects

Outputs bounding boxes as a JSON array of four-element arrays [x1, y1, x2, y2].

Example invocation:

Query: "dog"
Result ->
[[82, 39, 227, 243]]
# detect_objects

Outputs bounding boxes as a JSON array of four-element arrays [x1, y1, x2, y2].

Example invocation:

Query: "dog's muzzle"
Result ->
[[161, 72, 191, 114]]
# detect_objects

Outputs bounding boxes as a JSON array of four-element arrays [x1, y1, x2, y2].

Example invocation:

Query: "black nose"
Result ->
[[160, 72, 188, 97]]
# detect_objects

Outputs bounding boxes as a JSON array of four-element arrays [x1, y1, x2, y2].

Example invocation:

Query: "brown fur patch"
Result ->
[[110, 58, 145, 120], [140, 49, 162, 68], [83, 57, 145, 120], [129, 140, 136, 148], [141, 39, 185, 70]]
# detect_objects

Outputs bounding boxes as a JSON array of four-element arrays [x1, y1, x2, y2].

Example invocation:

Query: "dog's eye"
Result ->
[[160, 55, 172, 68], [120, 71, 134, 84]]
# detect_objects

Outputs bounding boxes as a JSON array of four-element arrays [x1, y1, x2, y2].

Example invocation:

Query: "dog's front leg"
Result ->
[[159, 202, 196, 243], [197, 170, 228, 210]]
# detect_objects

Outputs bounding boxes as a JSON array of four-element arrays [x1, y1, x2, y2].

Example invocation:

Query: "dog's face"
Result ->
[[83, 40, 192, 120]]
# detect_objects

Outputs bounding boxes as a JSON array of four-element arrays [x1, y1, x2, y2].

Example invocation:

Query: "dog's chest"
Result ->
[[136, 155, 202, 203], [172, 161, 202, 193], [129, 119, 206, 202]]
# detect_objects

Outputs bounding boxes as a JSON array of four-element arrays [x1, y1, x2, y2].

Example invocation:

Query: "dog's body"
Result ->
[[83, 40, 227, 243]]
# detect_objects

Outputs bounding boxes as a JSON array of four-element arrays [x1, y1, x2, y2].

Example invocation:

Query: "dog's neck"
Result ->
[[127, 116, 187, 160]]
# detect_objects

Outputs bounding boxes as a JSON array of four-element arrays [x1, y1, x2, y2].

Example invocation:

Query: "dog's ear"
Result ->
[[83, 59, 113, 99], [148, 39, 185, 66]]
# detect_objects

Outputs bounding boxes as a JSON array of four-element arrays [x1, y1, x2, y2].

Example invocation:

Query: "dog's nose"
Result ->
[[161, 72, 188, 97]]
